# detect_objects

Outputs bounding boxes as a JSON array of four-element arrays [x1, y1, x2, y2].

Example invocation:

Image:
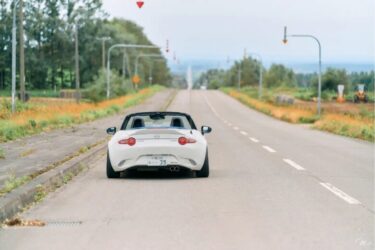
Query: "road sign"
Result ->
[[136, 1, 144, 8], [132, 75, 141, 84]]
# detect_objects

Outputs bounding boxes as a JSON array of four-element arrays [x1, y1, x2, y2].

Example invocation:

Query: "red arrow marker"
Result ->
[[136, 1, 144, 8]]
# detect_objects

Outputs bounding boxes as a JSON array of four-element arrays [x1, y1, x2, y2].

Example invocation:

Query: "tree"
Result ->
[[0, 1, 171, 93], [264, 64, 296, 88], [314, 68, 348, 92]]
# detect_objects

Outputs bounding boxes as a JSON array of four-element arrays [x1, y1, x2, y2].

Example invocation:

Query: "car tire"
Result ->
[[196, 150, 209, 178], [107, 152, 120, 179]]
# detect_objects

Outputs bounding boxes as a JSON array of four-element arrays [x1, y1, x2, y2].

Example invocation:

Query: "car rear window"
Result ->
[[124, 114, 192, 130]]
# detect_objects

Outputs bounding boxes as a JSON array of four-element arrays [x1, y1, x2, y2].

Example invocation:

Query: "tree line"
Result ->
[[0, 0, 171, 93], [196, 57, 374, 93]]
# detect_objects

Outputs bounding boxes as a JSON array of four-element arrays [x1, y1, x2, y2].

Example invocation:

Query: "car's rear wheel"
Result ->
[[196, 150, 209, 178], [107, 152, 120, 179]]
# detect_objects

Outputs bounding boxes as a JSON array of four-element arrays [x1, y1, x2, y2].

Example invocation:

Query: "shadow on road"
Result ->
[[121, 169, 195, 180]]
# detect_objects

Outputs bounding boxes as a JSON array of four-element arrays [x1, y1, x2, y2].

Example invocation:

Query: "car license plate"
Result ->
[[147, 156, 167, 166]]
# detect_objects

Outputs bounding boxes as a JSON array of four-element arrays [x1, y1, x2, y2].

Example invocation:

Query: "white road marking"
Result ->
[[240, 131, 248, 136], [320, 183, 361, 205], [204, 95, 220, 117], [262, 145, 276, 153], [228, 123, 232, 126], [233, 126, 239, 130], [249, 137, 259, 143], [283, 159, 305, 171]]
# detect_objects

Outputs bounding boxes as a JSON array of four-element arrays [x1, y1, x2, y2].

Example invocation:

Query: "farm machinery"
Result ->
[[354, 84, 368, 103]]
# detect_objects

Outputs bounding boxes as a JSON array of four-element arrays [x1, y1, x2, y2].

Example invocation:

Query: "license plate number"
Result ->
[[147, 156, 167, 166]]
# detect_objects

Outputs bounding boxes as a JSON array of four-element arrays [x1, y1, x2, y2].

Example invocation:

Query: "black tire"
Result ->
[[196, 150, 209, 178], [107, 152, 120, 179], [354, 95, 359, 103], [364, 96, 368, 103]]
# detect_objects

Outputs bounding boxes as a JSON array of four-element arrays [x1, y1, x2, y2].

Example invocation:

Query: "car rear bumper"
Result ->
[[108, 144, 206, 172]]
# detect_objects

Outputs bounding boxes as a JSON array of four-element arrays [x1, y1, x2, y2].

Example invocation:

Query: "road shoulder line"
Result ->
[[320, 182, 361, 205]]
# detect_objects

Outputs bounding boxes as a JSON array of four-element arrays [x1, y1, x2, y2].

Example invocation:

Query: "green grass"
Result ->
[[0, 89, 60, 98], [0, 147, 4, 159], [0, 175, 32, 196]]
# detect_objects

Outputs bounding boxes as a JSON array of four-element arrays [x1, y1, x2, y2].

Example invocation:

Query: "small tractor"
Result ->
[[353, 84, 368, 103]]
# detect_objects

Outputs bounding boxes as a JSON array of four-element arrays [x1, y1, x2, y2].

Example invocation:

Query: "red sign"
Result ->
[[136, 1, 144, 8]]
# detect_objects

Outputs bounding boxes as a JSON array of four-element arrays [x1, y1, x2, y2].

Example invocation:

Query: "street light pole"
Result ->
[[134, 54, 164, 76], [106, 44, 160, 99], [11, 0, 18, 113], [122, 51, 130, 88], [149, 59, 166, 86], [283, 26, 322, 116]]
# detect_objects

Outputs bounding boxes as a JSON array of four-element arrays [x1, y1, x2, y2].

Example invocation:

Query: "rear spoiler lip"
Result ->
[[129, 128, 189, 136]]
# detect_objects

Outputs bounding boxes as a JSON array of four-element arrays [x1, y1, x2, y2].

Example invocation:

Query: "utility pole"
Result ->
[[97, 37, 111, 69], [75, 24, 80, 103], [247, 53, 263, 99], [11, 0, 18, 112], [19, 0, 25, 102], [238, 67, 242, 90]]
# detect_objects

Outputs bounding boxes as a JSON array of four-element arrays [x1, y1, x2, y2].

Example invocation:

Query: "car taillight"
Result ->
[[178, 137, 196, 145], [118, 137, 136, 146]]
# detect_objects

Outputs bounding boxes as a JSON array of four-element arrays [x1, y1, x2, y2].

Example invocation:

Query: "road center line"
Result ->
[[283, 159, 305, 171], [240, 131, 248, 136], [227, 123, 232, 126], [233, 126, 239, 130], [249, 137, 259, 143], [204, 95, 220, 117], [262, 145, 276, 153], [320, 183, 361, 205]]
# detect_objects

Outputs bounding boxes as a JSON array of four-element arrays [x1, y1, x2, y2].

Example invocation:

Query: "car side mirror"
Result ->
[[106, 127, 116, 135], [201, 126, 212, 135]]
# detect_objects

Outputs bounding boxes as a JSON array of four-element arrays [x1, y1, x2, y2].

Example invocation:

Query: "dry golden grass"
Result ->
[[314, 114, 374, 141], [0, 87, 162, 142], [225, 89, 374, 141], [10, 89, 150, 126], [228, 90, 317, 123]]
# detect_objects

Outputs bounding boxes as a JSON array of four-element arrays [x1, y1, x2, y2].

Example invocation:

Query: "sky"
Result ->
[[102, 0, 374, 65]]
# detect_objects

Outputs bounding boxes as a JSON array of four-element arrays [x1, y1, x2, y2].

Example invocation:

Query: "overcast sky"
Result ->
[[102, 0, 374, 64]]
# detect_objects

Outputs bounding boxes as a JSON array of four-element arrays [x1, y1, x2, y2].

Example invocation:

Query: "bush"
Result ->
[[84, 69, 134, 103]]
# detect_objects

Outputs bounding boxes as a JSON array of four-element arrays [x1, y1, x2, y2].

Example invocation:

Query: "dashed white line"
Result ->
[[249, 137, 259, 143], [283, 159, 305, 171], [204, 95, 220, 117], [262, 145, 276, 153], [240, 131, 248, 136], [320, 183, 361, 205], [227, 123, 232, 126], [233, 126, 239, 130]]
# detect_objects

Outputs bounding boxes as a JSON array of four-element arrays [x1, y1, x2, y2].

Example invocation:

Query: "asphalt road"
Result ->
[[0, 90, 373, 250]]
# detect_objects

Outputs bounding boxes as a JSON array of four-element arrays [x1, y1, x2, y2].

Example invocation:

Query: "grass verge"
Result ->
[[221, 87, 374, 142], [0, 147, 4, 159], [0, 140, 105, 197], [0, 86, 163, 142]]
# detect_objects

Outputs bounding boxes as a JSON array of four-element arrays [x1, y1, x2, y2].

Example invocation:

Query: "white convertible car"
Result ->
[[106, 112, 212, 178]]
